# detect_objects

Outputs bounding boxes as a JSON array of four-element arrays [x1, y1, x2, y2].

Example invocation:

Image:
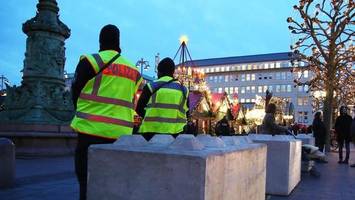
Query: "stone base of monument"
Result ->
[[249, 134, 302, 196], [0, 124, 76, 157], [87, 134, 267, 200]]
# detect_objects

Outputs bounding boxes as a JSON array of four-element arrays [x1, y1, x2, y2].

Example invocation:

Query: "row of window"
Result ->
[[297, 97, 309, 106], [206, 70, 309, 83], [212, 84, 294, 94], [298, 111, 309, 123], [197, 61, 288, 73]]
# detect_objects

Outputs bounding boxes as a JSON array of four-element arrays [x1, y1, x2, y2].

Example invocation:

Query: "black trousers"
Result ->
[[315, 137, 325, 152], [338, 138, 350, 162], [75, 133, 116, 200]]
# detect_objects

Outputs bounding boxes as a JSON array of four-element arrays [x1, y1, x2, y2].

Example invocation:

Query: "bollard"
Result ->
[[0, 138, 15, 188]]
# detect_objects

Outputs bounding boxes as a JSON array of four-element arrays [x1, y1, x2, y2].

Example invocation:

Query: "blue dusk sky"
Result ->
[[0, 0, 298, 85]]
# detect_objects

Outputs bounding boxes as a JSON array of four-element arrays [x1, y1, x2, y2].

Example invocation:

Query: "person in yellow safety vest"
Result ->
[[70, 24, 142, 200], [136, 57, 189, 141]]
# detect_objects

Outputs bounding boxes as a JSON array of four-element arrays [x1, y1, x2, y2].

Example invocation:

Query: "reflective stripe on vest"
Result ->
[[144, 117, 187, 123], [71, 50, 141, 139], [76, 112, 134, 128]]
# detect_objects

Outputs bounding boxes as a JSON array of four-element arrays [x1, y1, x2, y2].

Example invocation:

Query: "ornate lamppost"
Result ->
[[136, 58, 150, 76]]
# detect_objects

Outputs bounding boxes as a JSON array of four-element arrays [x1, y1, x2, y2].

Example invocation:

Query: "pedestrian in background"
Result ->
[[334, 106, 352, 164], [71, 24, 142, 200], [312, 111, 326, 152]]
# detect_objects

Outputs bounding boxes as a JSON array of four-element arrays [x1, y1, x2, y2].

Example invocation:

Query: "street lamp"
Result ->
[[136, 58, 150, 75]]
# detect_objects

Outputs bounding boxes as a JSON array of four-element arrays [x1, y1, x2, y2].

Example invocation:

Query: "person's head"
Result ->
[[265, 103, 277, 114], [99, 24, 121, 53], [314, 111, 322, 120], [340, 106, 348, 116], [157, 57, 175, 78]]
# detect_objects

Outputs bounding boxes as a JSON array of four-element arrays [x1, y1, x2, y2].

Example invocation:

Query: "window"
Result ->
[[276, 85, 281, 93], [258, 86, 263, 93], [242, 65, 246, 70], [211, 68, 215, 73], [247, 65, 252, 70], [268, 85, 273, 92], [287, 72, 292, 80], [218, 87, 222, 93], [214, 76, 218, 83], [216, 67, 220, 72], [304, 85, 309, 92], [225, 75, 229, 82], [229, 87, 234, 94], [281, 85, 286, 92], [236, 65, 241, 71], [241, 87, 246, 94], [298, 111, 309, 123], [258, 74, 263, 80], [213, 88, 218, 93], [246, 74, 250, 81], [240, 98, 245, 103], [269, 73, 273, 79], [287, 85, 292, 92], [224, 87, 229, 93], [281, 72, 286, 80], [226, 66, 230, 71], [276, 72, 281, 80], [235, 75, 239, 81], [251, 99, 256, 103], [206, 68, 210, 73], [246, 99, 251, 103], [276, 62, 281, 68], [258, 64, 263, 69], [246, 86, 250, 93], [219, 76, 223, 83], [263, 85, 268, 93], [241, 74, 246, 81], [251, 86, 256, 93], [251, 74, 256, 81], [234, 87, 239, 94], [270, 63, 275, 68], [264, 63, 269, 69], [253, 65, 258, 70], [221, 67, 225, 72], [298, 97, 309, 106]]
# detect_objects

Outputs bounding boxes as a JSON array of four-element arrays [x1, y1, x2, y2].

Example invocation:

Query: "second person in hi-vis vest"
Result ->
[[136, 57, 189, 141]]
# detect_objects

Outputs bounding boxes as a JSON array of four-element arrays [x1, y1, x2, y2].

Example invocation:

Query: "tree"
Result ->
[[288, 0, 354, 151]]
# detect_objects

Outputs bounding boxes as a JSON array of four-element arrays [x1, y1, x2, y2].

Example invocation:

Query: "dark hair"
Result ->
[[157, 57, 175, 76], [266, 103, 276, 114], [314, 111, 321, 120], [99, 24, 121, 53]]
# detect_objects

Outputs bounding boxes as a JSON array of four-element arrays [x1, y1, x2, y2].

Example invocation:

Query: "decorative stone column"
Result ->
[[0, 0, 74, 125]]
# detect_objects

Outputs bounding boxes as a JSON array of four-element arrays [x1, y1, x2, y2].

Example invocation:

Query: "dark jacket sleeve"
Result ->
[[135, 84, 152, 118], [71, 57, 96, 109]]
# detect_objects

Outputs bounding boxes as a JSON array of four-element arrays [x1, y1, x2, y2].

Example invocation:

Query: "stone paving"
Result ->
[[0, 151, 354, 200]]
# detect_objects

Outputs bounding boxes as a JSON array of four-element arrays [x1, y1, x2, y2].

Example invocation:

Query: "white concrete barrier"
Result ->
[[295, 134, 315, 145], [88, 134, 267, 200], [249, 134, 302, 196]]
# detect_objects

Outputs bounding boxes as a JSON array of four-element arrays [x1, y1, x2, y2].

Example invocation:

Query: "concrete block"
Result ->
[[149, 134, 175, 146], [114, 135, 147, 147], [196, 134, 226, 148], [295, 134, 315, 145], [0, 138, 15, 188], [88, 135, 267, 200], [249, 134, 302, 196]]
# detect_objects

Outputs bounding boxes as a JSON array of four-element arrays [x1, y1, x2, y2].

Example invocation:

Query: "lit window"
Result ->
[[216, 67, 220, 72], [270, 63, 275, 68], [258, 64, 263, 69], [246, 74, 250, 81], [225, 75, 229, 82], [242, 65, 246, 70], [287, 85, 292, 92], [241, 87, 245, 94], [221, 67, 225, 72], [298, 98, 303, 106], [251, 99, 256, 103], [246, 99, 251, 103], [253, 65, 257, 69], [251, 86, 256, 93], [211, 68, 215, 72], [258, 86, 263, 93], [225, 87, 229, 93], [231, 66, 235, 71], [229, 87, 234, 94], [206, 68, 210, 73], [263, 85, 268, 93], [241, 74, 246, 81], [304, 85, 309, 92], [276, 62, 281, 68], [304, 70, 309, 78], [237, 65, 241, 71], [304, 98, 309, 105], [298, 86, 303, 92], [276, 85, 281, 92], [218, 87, 222, 93], [234, 87, 239, 93], [246, 86, 250, 93], [241, 98, 245, 103], [247, 65, 252, 70], [264, 63, 269, 69], [251, 74, 256, 80], [226, 66, 230, 71], [298, 71, 302, 78]]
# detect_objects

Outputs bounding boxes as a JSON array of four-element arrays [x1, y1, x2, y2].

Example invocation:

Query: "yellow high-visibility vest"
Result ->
[[139, 76, 188, 134], [71, 50, 142, 139]]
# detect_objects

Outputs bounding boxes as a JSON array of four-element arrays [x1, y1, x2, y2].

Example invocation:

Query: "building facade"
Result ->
[[190, 52, 313, 125]]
